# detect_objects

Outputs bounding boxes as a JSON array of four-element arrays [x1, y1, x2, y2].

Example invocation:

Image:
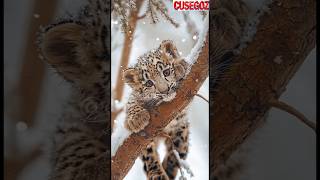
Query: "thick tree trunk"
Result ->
[[210, 0, 316, 176], [111, 35, 209, 180]]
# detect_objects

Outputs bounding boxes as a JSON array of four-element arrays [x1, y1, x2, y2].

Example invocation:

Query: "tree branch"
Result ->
[[269, 98, 316, 131], [195, 93, 209, 103], [111, 34, 209, 180], [211, 0, 316, 176]]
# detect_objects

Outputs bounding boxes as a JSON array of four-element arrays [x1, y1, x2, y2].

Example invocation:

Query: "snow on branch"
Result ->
[[111, 22, 209, 180], [186, 15, 208, 64]]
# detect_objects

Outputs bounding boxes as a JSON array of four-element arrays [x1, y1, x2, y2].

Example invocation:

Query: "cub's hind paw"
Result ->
[[125, 109, 150, 133]]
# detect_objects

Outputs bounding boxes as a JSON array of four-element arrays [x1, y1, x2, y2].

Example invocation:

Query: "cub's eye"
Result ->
[[163, 69, 171, 77], [145, 80, 154, 87]]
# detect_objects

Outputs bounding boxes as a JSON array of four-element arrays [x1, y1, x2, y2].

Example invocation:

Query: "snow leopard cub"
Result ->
[[39, 0, 110, 179], [123, 40, 190, 180]]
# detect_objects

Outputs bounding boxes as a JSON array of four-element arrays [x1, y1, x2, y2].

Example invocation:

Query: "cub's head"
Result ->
[[39, 22, 109, 89], [123, 40, 189, 103], [39, 22, 110, 124]]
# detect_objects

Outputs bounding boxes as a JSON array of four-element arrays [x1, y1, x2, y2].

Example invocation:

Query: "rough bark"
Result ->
[[210, 0, 316, 176], [111, 35, 209, 180]]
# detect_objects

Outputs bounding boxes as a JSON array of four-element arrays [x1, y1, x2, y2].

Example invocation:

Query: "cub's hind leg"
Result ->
[[162, 113, 190, 180], [141, 141, 169, 180]]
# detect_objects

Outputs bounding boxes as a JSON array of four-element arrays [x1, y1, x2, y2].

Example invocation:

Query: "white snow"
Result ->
[[273, 56, 283, 64], [185, 14, 208, 65], [236, 0, 273, 53], [111, 110, 131, 156], [16, 121, 28, 131], [33, 14, 40, 18], [173, 150, 194, 178]]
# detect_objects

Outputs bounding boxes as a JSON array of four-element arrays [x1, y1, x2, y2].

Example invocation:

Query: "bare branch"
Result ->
[[269, 98, 316, 132], [195, 93, 209, 103]]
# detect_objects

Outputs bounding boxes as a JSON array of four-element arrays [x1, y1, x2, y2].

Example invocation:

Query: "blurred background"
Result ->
[[4, 0, 315, 180], [4, 0, 85, 180]]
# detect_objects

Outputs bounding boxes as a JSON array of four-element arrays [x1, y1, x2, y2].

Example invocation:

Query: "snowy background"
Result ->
[[3, 0, 315, 180], [111, 1, 209, 179]]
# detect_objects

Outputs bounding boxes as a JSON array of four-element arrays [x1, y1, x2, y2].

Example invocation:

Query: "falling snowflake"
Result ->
[[33, 13, 40, 18], [16, 121, 28, 131], [192, 35, 197, 40]]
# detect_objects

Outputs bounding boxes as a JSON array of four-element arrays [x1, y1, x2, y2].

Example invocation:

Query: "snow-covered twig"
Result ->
[[145, 0, 179, 28], [112, 0, 136, 32], [185, 14, 208, 65]]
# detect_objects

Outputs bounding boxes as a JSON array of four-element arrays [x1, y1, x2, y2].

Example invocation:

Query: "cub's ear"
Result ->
[[174, 58, 189, 81], [40, 23, 87, 82], [123, 68, 140, 87], [40, 23, 84, 65], [160, 40, 180, 62]]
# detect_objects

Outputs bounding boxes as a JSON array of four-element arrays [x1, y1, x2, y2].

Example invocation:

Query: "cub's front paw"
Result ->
[[125, 109, 150, 133]]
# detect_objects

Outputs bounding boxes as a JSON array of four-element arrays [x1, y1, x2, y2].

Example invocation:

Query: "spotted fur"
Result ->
[[39, 0, 110, 179], [123, 40, 190, 180]]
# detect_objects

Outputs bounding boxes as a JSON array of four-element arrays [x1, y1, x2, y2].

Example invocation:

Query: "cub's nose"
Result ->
[[156, 82, 169, 94], [159, 88, 169, 94], [154, 77, 170, 94], [159, 85, 171, 94]]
